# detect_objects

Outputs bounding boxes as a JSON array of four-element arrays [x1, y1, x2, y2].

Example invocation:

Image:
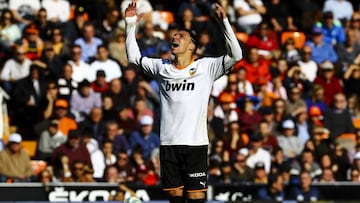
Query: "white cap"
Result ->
[[140, 115, 154, 125], [355, 152, 360, 159], [8, 133, 22, 143], [282, 119, 295, 129], [238, 148, 249, 156]]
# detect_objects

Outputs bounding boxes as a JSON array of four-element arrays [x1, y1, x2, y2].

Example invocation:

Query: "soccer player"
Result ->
[[125, 1, 243, 203]]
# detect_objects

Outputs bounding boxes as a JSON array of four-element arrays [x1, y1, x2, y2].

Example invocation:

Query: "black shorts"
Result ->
[[160, 145, 208, 192]]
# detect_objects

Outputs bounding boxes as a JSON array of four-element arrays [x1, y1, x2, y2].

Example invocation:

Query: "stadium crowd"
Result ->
[[1, 0, 360, 201]]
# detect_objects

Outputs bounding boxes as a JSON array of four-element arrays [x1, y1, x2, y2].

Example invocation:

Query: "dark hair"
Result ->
[[178, 28, 198, 52]]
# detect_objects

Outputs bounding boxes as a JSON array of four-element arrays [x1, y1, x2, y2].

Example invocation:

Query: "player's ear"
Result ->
[[188, 43, 195, 52]]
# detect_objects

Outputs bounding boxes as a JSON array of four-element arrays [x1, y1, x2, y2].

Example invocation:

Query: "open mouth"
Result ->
[[171, 42, 179, 48]]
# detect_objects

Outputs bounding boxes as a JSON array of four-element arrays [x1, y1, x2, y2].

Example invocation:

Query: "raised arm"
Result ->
[[214, 3, 243, 69], [125, 1, 142, 66]]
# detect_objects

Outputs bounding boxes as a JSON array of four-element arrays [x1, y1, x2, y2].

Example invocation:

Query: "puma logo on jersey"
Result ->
[[200, 181, 206, 188], [165, 80, 195, 91]]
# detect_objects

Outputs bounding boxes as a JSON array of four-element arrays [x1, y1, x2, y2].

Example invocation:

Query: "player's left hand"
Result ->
[[213, 3, 227, 19]]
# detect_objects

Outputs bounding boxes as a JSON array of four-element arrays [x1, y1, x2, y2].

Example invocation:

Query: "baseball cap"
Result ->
[[55, 99, 68, 109], [320, 61, 334, 70], [96, 70, 106, 77], [8, 133, 22, 143], [282, 119, 295, 129], [309, 106, 322, 117], [238, 148, 249, 156], [311, 27, 323, 35], [140, 115, 154, 126], [355, 152, 360, 160], [254, 161, 265, 170]]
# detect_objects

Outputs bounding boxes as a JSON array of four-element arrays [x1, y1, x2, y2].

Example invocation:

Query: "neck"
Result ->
[[174, 54, 194, 69]]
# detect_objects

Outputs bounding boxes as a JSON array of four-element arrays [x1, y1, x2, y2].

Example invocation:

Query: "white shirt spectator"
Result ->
[[89, 59, 122, 82], [41, 0, 70, 23], [323, 0, 353, 21], [68, 60, 91, 83], [9, 0, 40, 20], [246, 147, 271, 174], [233, 0, 263, 27], [298, 60, 318, 82], [0, 58, 31, 81]]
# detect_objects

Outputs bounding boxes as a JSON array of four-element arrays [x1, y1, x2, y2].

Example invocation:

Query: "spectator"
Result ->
[[37, 119, 67, 163], [137, 21, 163, 58], [292, 0, 322, 34], [130, 80, 160, 113], [233, 0, 266, 34], [0, 133, 33, 182], [121, 66, 139, 100], [0, 9, 21, 52], [19, 24, 44, 60], [101, 120, 130, 155], [101, 95, 117, 122], [324, 93, 355, 141], [41, 0, 70, 24], [93, 8, 120, 43], [13, 65, 47, 139], [63, 6, 88, 43], [50, 27, 71, 60], [67, 44, 91, 83], [178, 8, 210, 40], [298, 45, 318, 82], [47, 99, 77, 136], [313, 61, 343, 105], [79, 107, 106, 141], [177, 0, 211, 24], [129, 115, 160, 162], [277, 119, 304, 160], [290, 149, 322, 182], [89, 45, 122, 83], [283, 64, 312, 98], [70, 79, 102, 118], [281, 37, 302, 64], [253, 161, 268, 183], [295, 108, 311, 145], [108, 27, 128, 68], [237, 47, 271, 87], [257, 173, 285, 201], [258, 120, 278, 153], [308, 126, 331, 159], [90, 70, 109, 94], [246, 134, 272, 174], [230, 148, 254, 183], [9, 0, 40, 28], [56, 64, 78, 101], [51, 130, 92, 178], [285, 86, 307, 117], [105, 78, 130, 108], [313, 11, 346, 46], [120, 0, 153, 23], [74, 22, 103, 63], [335, 29, 360, 71], [246, 21, 280, 61], [33, 8, 53, 41], [113, 151, 136, 183], [343, 64, 360, 97], [323, 0, 354, 23], [235, 67, 254, 96], [103, 165, 120, 183], [116, 105, 138, 136], [222, 121, 249, 159], [213, 91, 237, 136], [0, 46, 32, 93], [289, 170, 321, 201], [264, 0, 297, 32], [33, 41, 65, 80], [305, 27, 338, 64], [237, 95, 262, 135], [305, 85, 327, 115]]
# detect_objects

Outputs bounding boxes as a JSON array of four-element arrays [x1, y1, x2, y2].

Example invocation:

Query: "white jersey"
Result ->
[[125, 16, 243, 146]]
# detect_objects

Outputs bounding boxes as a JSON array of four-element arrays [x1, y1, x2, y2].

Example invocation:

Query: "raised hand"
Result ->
[[213, 3, 227, 19], [125, 0, 137, 18]]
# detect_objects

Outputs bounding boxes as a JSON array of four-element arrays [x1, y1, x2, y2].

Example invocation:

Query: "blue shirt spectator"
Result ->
[[305, 27, 338, 64], [129, 115, 160, 161], [314, 11, 346, 45], [74, 23, 103, 63]]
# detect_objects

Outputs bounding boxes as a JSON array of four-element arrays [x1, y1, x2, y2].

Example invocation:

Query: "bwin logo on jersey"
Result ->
[[165, 80, 195, 91]]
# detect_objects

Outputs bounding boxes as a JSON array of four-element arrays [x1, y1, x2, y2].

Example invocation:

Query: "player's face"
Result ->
[[171, 30, 194, 55]]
